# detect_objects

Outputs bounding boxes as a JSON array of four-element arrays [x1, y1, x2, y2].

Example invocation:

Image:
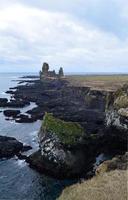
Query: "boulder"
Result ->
[[0, 135, 23, 158], [3, 110, 20, 117]]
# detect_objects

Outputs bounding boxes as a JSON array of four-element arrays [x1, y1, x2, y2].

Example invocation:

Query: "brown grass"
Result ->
[[66, 75, 128, 91], [58, 170, 128, 200]]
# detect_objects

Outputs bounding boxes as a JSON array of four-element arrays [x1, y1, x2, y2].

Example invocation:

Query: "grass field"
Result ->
[[58, 170, 127, 200], [66, 75, 128, 91]]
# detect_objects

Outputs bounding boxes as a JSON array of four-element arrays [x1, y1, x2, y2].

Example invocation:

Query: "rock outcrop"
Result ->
[[96, 152, 128, 175], [104, 84, 128, 153], [3, 110, 20, 117], [27, 84, 128, 178], [0, 136, 23, 158], [27, 113, 91, 178], [0, 135, 32, 159], [106, 84, 128, 130], [40, 63, 64, 80], [2, 75, 127, 178]]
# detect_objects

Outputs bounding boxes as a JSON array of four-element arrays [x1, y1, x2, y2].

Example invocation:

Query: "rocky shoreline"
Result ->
[[0, 77, 127, 179]]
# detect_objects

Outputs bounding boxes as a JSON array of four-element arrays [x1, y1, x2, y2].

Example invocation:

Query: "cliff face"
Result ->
[[104, 84, 128, 153], [6, 77, 124, 178], [106, 84, 128, 131], [28, 113, 95, 178], [27, 83, 128, 179]]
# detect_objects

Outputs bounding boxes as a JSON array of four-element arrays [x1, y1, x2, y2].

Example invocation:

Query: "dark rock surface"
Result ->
[[0, 98, 8, 107], [0, 136, 23, 158], [15, 114, 36, 123], [0, 136, 32, 159], [5, 79, 106, 134], [27, 110, 127, 179], [21, 145, 32, 152], [4, 110, 20, 117]]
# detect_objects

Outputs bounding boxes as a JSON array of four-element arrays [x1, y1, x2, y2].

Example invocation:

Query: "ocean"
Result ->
[[0, 73, 72, 200]]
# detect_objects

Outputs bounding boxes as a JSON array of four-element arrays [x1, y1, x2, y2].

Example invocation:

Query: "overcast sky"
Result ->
[[0, 0, 128, 73]]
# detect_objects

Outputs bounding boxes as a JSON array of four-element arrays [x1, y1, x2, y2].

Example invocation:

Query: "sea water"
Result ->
[[0, 73, 72, 200]]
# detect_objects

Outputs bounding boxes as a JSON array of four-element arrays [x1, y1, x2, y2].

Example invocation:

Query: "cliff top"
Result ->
[[41, 113, 84, 145], [66, 75, 128, 92]]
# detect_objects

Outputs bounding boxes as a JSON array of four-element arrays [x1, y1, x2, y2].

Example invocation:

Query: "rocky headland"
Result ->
[[0, 75, 127, 179]]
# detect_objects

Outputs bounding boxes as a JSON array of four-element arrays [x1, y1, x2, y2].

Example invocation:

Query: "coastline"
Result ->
[[0, 73, 127, 199]]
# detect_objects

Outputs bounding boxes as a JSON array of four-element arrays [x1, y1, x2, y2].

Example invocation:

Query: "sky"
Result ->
[[0, 0, 128, 73]]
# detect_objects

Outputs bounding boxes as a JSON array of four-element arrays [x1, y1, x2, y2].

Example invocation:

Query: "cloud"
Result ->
[[0, 2, 127, 72]]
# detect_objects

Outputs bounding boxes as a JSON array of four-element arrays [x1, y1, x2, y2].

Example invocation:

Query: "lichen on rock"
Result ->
[[114, 94, 128, 109]]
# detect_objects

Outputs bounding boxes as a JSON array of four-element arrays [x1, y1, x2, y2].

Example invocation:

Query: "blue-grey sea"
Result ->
[[0, 73, 72, 200]]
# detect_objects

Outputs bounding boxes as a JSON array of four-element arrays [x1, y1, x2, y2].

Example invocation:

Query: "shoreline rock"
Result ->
[[0, 135, 32, 159], [4, 110, 20, 118], [0, 136, 23, 158]]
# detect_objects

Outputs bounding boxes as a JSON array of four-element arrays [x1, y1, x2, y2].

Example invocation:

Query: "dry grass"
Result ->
[[58, 170, 128, 200], [66, 75, 128, 91]]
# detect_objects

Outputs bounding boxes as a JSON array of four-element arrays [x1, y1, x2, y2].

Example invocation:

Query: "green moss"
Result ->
[[42, 113, 85, 145]]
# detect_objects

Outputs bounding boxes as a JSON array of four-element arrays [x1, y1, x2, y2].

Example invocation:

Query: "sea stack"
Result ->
[[40, 62, 64, 81]]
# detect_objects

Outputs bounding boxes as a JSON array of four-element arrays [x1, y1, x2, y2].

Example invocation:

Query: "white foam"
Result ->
[[16, 160, 26, 168]]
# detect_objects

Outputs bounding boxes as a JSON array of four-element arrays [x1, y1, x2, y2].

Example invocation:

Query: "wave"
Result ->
[[16, 160, 26, 168]]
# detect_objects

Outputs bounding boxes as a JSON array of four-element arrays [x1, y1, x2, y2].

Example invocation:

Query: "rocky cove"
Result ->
[[0, 75, 127, 179]]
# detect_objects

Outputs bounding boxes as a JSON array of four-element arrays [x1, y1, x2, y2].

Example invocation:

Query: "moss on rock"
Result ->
[[42, 113, 84, 145], [114, 94, 128, 109]]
